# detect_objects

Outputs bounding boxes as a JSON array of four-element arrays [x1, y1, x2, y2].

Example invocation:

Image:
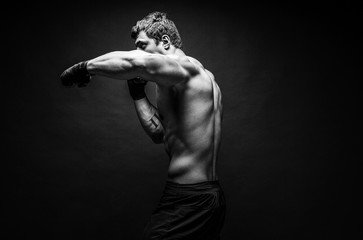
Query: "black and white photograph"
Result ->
[[5, 1, 359, 239]]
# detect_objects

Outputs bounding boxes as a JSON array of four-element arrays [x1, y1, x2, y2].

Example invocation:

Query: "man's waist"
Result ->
[[164, 180, 222, 193], [167, 158, 217, 184]]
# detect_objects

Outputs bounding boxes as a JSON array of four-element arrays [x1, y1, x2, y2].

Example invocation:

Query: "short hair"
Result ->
[[131, 11, 183, 49]]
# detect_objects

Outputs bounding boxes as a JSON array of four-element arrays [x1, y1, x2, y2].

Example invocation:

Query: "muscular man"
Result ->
[[61, 11, 225, 239]]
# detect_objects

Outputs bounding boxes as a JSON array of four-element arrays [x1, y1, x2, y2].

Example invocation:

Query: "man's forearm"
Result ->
[[133, 98, 164, 144]]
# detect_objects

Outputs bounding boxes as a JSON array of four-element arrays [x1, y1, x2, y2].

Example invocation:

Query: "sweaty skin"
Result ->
[[87, 31, 223, 184]]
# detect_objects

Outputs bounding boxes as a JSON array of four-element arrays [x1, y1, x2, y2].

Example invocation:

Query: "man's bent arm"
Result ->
[[132, 97, 164, 144]]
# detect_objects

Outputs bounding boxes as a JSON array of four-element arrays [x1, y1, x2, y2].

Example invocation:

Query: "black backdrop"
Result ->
[[5, 1, 359, 239]]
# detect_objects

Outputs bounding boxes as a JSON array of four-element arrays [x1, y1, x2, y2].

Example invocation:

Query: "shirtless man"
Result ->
[[61, 11, 225, 239]]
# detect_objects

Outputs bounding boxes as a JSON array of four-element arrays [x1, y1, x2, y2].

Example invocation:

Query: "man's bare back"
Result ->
[[156, 57, 223, 184]]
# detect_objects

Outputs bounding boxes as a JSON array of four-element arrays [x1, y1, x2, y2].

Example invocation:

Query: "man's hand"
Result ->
[[60, 61, 91, 87], [127, 78, 147, 100]]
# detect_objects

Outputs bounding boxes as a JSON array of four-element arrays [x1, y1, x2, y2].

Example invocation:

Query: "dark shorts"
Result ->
[[142, 180, 226, 240]]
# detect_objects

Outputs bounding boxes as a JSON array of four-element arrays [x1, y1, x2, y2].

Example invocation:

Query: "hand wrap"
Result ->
[[127, 78, 147, 100], [60, 61, 91, 87]]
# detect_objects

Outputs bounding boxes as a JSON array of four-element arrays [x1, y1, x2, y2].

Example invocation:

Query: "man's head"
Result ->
[[131, 11, 183, 52]]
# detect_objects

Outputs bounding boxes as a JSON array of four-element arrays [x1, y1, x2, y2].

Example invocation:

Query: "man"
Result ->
[[61, 11, 225, 239]]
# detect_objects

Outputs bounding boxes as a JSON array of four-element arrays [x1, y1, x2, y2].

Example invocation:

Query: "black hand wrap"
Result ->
[[60, 61, 91, 87], [127, 78, 147, 100]]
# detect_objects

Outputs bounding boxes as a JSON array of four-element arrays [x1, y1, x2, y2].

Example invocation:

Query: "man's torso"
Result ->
[[156, 57, 223, 184]]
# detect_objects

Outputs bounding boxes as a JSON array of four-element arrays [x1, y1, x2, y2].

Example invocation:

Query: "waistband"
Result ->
[[164, 180, 222, 194]]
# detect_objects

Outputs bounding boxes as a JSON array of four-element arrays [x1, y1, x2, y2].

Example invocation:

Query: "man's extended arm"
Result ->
[[60, 50, 197, 87], [127, 79, 164, 144]]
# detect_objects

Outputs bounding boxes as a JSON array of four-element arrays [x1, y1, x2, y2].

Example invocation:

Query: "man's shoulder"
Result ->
[[177, 57, 215, 92], [185, 56, 204, 70], [165, 54, 215, 87], [184, 56, 215, 79]]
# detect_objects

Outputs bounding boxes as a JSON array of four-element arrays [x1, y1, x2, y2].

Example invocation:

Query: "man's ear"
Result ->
[[161, 35, 170, 50]]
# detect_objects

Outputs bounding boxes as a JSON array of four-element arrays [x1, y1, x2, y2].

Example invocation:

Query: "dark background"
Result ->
[[5, 1, 359, 239]]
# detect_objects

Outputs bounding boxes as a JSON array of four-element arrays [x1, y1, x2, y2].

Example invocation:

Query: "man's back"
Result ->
[[156, 56, 223, 184]]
